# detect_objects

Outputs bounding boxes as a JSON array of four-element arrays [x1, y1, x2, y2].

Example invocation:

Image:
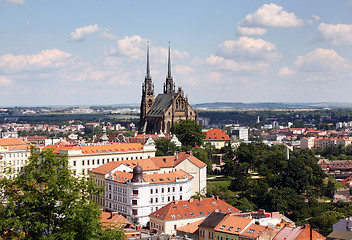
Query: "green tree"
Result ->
[[171, 119, 204, 148], [192, 146, 213, 174], [155, 138, 177, 156], [0, 149, 124, 240]]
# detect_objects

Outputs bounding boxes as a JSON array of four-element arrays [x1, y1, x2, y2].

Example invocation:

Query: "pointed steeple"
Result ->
[[167, 42, 171, 79], [164, 41, 175, 94], [146, 41, 151, 79], [144, 41, 154, 97]]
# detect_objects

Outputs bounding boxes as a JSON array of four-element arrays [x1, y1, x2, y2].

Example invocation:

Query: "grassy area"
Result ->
[[207, 180, 231, 189]]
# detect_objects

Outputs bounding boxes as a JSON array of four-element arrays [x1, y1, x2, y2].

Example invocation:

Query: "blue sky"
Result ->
[[1, 0, 352, 106]]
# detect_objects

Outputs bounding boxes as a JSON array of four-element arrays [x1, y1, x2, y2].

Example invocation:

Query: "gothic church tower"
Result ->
[[163, 43, 175, 94], [138, 43, 154, 132]]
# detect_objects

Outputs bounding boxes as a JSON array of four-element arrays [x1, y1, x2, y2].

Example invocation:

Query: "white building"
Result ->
[[43, 141, 156, 177], [102, 165, 193, 226], [230, 127, 249, 141], [0, 138, 30, 178]]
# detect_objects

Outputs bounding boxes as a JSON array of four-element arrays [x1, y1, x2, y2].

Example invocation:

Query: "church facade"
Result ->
[[139, 44, 198, 134]]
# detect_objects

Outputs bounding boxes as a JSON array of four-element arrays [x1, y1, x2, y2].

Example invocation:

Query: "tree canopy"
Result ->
[[170, 119, 204, 148], [0, 149, 124, 240]]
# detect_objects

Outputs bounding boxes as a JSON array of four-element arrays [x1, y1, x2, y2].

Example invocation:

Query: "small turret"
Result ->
[[131, 165, 144, 183]]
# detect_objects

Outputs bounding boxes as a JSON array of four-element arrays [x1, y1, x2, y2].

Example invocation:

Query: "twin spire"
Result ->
[[145, 41, 175, 94]]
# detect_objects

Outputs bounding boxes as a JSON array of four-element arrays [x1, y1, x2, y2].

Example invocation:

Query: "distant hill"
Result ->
[[193, 102, 352, 109]]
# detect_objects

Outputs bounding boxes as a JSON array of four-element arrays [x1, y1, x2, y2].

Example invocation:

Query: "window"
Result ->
[[212, 202, 217, 205], [133, 190, 138, 195], [174, 225, 177, 230], [87, 160, 90, 165], [220, 225, 226, 230], [150, 198, 153, 203], [132, 209, 137, 215], [82, 160, 85, 165], [196, 203, 201, 207], [228, 227, 233, 231], [92, 159, 95, 165], [155, 198, 158, 203], [235, 228, 241, 232], [190, 212, 195, 216], [168, 187, 170, 192], [173, 196, 175, 201], [180, 195, 182, 200], [183, 205, 188, 208], [168, 196, 170, 201], [173, 187, 175, 192], [155, 189, 158, 194], [247, 229, 255, 234], [162, 188, 164, 193], [73, 161, 76, 166], [172, 206, 177, 209], [150, 189, 153, 194], [132, 200, 137, 205], [97, 159, 100, 165], [171, 215, 176, 218], [200, 211, 204, 215]]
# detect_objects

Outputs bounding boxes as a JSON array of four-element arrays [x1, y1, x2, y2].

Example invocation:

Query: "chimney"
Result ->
[[174, 200, 178, 204], [199, 197, 203, 201], [189, 198, 194, 202]]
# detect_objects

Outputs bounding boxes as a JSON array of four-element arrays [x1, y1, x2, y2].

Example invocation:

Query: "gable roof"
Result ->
[[147, 93, 177, 117], [199, 212, 227, 229], [203, 129, 231, 141], [214, 215, 253, 235], [176, 219, 203, 234], [239, 223, 266, 239], [100, 211, 131, 228], [149, 197, 240, 221], [0, 138, 27, 146]]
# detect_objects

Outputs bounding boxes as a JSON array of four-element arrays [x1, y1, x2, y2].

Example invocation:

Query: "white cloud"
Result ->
[[313, 23, 352, 45], [69, 24, 101, 42], [0, 76, 11, 86], [294, 48, 348, 72], [203, 55, 269, 72], [107, 35, 189, 63], [0, 49, 72, 73], [0, 0, 24, 5], [216, 37, 280, 61], [279, 66, 296, 76], [174, 65, 194, 75], [237, 3, 308, 36]]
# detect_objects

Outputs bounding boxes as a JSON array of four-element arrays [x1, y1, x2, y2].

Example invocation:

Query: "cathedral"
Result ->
[[138, 43, 198, 134]]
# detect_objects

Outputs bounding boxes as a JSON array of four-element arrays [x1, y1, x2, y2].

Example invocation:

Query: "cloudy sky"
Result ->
[[1, 0, 352, 106]]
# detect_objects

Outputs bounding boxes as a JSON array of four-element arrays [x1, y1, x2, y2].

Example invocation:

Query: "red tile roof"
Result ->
[[0, 138, 28, 146], [100, 211, 131, 228], [149, 197, 240, 221], [176, 219, 203, 234], [214, 215, 253, 235], [91, 152, 206, 176], [203, 129, 231, 141], [239, 223, 266, 239], [43, 142, 144, 154]]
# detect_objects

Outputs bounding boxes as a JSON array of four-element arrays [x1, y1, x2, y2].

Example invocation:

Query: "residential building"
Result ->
[[91, 152, 207, 198], [149, 197, 240, 235], [231, 127, 249, 141], [203, 129, 231, 149], [100, 165, 193, 226], [176, 219, 203, 240], [0, 138, 30, 178], [44, 141, 156, 177]]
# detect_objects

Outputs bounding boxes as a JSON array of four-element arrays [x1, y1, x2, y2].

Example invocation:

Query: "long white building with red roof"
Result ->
[[43, 138, 156, 177]]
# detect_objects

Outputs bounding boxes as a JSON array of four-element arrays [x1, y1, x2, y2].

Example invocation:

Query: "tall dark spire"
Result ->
[[164, 41, 175, 94], [167, 42, 171, 79], [146, 41, 151, 79], [144, 41, 154, 97]]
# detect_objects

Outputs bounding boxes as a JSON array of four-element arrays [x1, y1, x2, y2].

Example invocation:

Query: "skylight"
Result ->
[[220, 225, 226, 229], [235, 228, 241, 232], [228, 227, 233, 231], [183, 205, 188, 208]]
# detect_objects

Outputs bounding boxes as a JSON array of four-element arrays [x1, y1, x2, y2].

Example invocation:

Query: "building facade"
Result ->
[[98, 165, 193, 226], [139, 43, 198, 134], [0, 138, 30, 178], [44, 141, 156, 177]]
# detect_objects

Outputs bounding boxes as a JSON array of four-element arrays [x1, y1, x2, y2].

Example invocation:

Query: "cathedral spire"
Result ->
[[167, 41, 171, 79], [164, 41, 175, 94], [146, 41, 151, 79]]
